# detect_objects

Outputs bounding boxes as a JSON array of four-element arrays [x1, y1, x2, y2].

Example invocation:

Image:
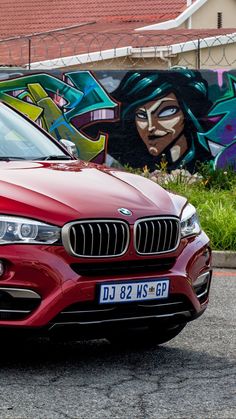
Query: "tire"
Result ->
[[108, 323, 187, 347]]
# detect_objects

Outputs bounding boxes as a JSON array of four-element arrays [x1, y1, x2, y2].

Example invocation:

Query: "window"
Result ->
[[217, 12, 223, 29]]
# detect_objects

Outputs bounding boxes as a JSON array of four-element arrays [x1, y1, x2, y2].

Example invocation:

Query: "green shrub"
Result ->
[[196, 161, 236, 190], [166, 184, 236, 250], [123, 164, 236, 251]]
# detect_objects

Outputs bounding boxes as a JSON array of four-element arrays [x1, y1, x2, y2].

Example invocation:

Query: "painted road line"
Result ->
[[214, 271, 236, 276]]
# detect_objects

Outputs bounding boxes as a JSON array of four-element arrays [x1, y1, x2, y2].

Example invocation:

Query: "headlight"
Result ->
[[180, 203, 201, 238], [0, 216, 61, 245]]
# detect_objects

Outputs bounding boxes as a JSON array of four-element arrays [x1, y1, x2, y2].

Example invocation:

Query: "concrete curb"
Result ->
[[212, 251, 236, 269]]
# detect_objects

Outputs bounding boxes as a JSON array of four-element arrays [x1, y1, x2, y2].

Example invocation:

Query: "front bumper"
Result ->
[[0, 231, 212, 336]]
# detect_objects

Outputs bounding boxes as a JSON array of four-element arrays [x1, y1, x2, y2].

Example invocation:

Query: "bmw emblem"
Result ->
[[118, 208, 132, 216]]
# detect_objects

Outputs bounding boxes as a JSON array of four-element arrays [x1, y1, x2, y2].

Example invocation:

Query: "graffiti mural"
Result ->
[[0, 71, 118, 163], [197, 74, 236, 170], [105, 70, 213, 172], [0, 69, 236, 171], [105, 69, 236, 171]]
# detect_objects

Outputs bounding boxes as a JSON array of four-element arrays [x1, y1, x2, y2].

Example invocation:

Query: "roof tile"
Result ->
[[0, 0, 191, 39]]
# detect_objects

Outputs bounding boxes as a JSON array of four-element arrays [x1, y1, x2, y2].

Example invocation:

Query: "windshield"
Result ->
[[0, 103, 71, 160]]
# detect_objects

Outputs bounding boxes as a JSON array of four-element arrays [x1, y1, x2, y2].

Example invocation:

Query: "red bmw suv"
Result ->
[[0, 103, 212, 345]]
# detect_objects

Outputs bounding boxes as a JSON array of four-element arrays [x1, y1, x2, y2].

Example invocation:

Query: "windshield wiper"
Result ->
[[37, 155, 72, 161], [0, 156, 26, 161]]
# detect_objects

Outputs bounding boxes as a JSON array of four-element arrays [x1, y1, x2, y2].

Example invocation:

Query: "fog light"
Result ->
[[0, 261, 5, 277], [194, 271, 211, 287], [193, 271, 211, 300]]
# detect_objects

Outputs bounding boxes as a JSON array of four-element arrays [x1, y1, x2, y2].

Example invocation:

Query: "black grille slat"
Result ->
[[81, 225, 86, 254], [162, 220, 167, 251], [150, 221, 155, 254], [156, 220, 161, 252], [97, 223, 102, 255], [137, 224, 141, 251], [71, 226, 76, 252], [66, 220, 129, 258], [143, 222, 148, 253], [105, 223, 110, 255], [70, 258, 176, 276], [89, 224, 94, 255], [113, 224, 117, 254], [135, 217, 180, 255], [168, 220, 173, 250], [170, 221, 179, 249], [120, 224, 125, 254]]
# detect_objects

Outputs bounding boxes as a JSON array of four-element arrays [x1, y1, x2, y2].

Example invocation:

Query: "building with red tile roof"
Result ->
[[0, 0, 236, 69], [0, 0, 196, 39]]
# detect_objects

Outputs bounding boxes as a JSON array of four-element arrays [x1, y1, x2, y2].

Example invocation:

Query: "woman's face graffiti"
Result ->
[[135, 93, 187, 162]]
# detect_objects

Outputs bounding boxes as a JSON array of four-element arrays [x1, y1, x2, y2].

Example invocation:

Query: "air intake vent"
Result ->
[[134, 217, 180, 255], [62, 220, 130, 258]]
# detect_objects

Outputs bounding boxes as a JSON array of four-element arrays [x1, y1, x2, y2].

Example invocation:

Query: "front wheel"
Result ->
[[108, 323, 187, 347]]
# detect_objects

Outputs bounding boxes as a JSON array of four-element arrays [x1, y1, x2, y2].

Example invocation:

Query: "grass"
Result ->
[[165, 182, 236, 251], [124, 162, 236, 251]]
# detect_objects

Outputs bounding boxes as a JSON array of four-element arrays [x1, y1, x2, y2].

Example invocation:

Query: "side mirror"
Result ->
[[60, 139, 79, 158]]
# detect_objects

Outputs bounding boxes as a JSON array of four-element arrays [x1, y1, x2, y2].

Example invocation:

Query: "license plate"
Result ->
[[99, 279, 169, 304]]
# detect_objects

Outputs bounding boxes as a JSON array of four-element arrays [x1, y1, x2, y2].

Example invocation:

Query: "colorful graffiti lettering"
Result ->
[[0, 71, 118, 162]]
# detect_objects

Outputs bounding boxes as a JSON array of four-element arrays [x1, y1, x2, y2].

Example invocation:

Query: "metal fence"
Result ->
[[0, 29, 236, 69]]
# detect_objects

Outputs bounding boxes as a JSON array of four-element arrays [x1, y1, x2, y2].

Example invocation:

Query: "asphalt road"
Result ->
[[0, 270, 235, 419]]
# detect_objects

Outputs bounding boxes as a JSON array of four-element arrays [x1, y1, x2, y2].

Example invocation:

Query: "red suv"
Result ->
[[0, 103, 212, 345]]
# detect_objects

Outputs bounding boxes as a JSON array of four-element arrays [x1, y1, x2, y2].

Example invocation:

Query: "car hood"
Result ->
[[0, 160, 187, 226]]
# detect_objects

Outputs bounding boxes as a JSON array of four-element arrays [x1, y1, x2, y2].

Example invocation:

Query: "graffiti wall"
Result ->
[[0, 68, 236, 172]]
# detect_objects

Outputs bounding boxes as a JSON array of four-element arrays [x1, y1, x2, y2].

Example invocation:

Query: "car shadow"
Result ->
[[0, 334, 234, 374]]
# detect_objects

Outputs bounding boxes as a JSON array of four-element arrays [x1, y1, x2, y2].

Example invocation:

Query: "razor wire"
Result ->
[[0, 30, 236, 70]]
